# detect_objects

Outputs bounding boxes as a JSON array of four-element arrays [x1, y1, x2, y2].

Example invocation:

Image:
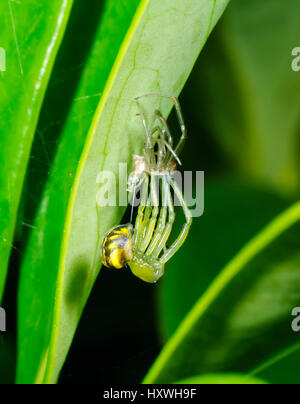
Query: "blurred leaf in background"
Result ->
[[253, 343, 300, 384], [184, 0, 300, 195], [158, 181, 290, 339], [146, 200, 300, 383]]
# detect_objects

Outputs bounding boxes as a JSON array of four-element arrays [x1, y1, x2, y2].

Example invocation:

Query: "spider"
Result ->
[[102, 94, 192, 283]]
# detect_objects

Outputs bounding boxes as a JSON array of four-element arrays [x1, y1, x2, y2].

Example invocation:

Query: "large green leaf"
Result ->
[[192, 0, 300, 194], [17, 0, 141, 384], [0, 0, 73, 302], [144, 200, 300, 383], [18, 0, 230, 384]]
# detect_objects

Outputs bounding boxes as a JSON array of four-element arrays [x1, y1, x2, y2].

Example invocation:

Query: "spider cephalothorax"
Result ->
[[127, 153, 177, 192]]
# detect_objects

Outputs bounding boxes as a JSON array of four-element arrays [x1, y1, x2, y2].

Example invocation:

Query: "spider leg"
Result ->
[[150, 125, 166, 169], [146, 175, 168, 255], [149, 109, 173, 148], [160, 176, 192, 264], [134, 97, 151, 139], [148, 109, 178, 166], [149, 109, 182, 166], [133, 174, 149, 247], [166, 96, 187, 158], [135, 94, 187, 159], [138, 199, 152, 246], [135, 97, 155, 167], [138, 174, 160, 253], [151, 176, 175, 259], [148, 118, 181, 167], [135, 95, 173, 155], [154, 138, 181, 166]]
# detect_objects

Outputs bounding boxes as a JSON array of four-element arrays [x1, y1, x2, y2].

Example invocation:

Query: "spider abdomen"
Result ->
[[102, 224, 134, 269]]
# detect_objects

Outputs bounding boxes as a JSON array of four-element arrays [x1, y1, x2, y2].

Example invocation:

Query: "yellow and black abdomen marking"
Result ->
[[101, 224, 134, 269]]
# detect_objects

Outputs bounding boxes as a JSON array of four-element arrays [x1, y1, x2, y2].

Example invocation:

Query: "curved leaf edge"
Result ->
[[173, 373, 269, 385], [42, 0, 150, 384], [143, 200, 300, 383]]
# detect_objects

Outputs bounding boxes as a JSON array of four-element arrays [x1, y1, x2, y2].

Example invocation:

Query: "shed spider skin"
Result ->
[[101, 95, 192, 283]]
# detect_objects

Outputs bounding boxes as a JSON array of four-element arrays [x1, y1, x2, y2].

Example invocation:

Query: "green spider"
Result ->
[[101, 94, 192, 283]]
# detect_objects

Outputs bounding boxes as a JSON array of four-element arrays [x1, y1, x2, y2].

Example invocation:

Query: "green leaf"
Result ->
[[0, 335, 15, 384], [158, 181, 288, 339], [17, 0, 141, 384], [18, 0, 231, 385], [144, 200, 300, 383], [174, 373, 268, 385], [0, 0, 73, 302], [252, 342, 300, 384], [193, 0, 300, 193]]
